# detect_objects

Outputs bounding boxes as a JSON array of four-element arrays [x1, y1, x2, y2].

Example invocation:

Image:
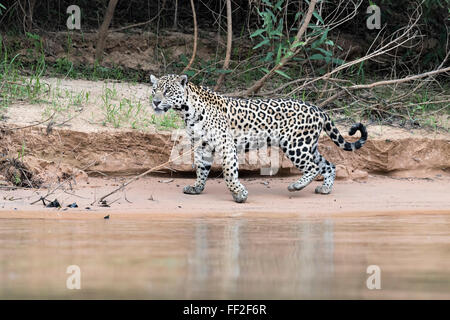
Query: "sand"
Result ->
[[1, 174, 449, 219]]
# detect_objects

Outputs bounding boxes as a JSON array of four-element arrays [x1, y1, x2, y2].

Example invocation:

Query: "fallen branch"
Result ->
[[4, 111, 56, 131], [94, 140, 202, 205], [182, 0, 198, 73], [94, 159, 178, 205]]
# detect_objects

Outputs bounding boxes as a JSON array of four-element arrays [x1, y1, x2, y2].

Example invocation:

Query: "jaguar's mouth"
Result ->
[[153, 104, 170, 114]]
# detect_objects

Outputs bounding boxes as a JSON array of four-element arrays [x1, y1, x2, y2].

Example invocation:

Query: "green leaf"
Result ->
[[276, 18, 284, 32], [264, 52, 273, 62], [275, 69, 292, 79], [319, 28, 329, 44], [184, 70, 196, 76], [268, 10, 276, 22], [275, 45, 282, 65], [316, 47, 332, 57], [275, 0, 284, 11], [261, 67, 271, 74], [250, 29, 265, 38], [283, 50, 295, 59], [332, 57, 345, 65], [310, 39, 320, 49], [291, 41, 306, 49], [312, 10, 324, 24], [215, 69, 233, 74], [309, 53, 325, 61], [269, 30, 283, 37], [263, 51, 274, 62], [253, 39, 270, 49]]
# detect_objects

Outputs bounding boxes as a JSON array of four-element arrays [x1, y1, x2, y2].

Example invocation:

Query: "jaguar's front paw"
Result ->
[[183, 185, 204, 195], [314, 185, 332, 194], [232, 189, 248, 203]]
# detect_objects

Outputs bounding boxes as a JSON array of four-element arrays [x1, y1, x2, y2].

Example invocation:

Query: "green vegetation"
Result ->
[[100, 85, 182, 130], [0, 36, 47, 109], [0, 33, 181, 131]]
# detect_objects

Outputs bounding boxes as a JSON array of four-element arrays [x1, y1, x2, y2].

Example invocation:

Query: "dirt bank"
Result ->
[[8, 30, 223, 74], [1, 124, 450, 182]]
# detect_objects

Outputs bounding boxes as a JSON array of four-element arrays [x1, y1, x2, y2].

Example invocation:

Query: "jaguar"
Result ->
[[150, 74, 367, 203]]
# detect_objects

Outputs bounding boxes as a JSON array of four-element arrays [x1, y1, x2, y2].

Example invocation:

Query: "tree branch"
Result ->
[[182, 0, 198, 74], [318, 66, 450, 107], [214, 0, 232, 91]]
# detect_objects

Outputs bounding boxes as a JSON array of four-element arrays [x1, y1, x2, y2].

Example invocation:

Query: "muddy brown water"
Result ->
[[0, 213, 449, 299]]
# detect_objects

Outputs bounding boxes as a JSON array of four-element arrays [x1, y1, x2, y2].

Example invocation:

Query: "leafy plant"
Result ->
[[249, 0, 344, 78]]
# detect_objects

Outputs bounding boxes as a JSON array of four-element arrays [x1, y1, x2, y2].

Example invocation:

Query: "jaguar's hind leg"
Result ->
[[287, 164, 320, 191], [315, 153, 336, 194], [285, 150, 320, 192]]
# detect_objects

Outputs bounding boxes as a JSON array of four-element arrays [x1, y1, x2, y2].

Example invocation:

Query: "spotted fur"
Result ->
[[150, 74, 368, 203]]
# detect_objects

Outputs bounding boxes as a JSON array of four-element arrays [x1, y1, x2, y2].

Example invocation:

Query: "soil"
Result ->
[[10, 30, 224, 74]]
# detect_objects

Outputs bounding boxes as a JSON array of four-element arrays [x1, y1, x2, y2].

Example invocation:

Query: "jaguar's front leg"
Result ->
[[221, 141, 248, 203], [183, 143, 214, 195]]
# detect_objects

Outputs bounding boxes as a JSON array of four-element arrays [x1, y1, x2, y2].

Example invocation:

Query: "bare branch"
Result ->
[[318, 66, 450, 107], [182, 0, 198, 74], [214, 0, 233, 91]]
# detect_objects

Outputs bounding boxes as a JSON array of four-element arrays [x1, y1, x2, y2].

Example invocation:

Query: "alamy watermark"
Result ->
[[366, 4, 381, 30], [66, 265, 81, 289], [66, 5, 81, 30], [169, 129, 282, 176], [366, 265, 381, 290]]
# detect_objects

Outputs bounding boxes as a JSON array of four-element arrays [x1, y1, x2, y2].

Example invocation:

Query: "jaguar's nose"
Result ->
[[153, 100, 161, 107]]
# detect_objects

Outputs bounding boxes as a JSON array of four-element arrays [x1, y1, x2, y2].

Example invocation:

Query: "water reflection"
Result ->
[[0, 214, 449, 299]]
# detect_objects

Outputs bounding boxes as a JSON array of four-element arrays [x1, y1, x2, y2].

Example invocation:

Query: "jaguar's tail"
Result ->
[[322, 114, 368, 151]]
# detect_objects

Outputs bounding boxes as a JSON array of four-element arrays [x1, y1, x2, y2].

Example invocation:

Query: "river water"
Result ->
[[0, 213, 449, 299]]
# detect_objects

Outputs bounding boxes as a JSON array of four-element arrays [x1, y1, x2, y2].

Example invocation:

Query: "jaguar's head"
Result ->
[[149, 74, 188, 114]]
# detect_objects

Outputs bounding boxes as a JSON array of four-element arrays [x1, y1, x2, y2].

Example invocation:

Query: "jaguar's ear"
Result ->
[[150, 74, 158, 86], [179, 74, 188, 88]]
